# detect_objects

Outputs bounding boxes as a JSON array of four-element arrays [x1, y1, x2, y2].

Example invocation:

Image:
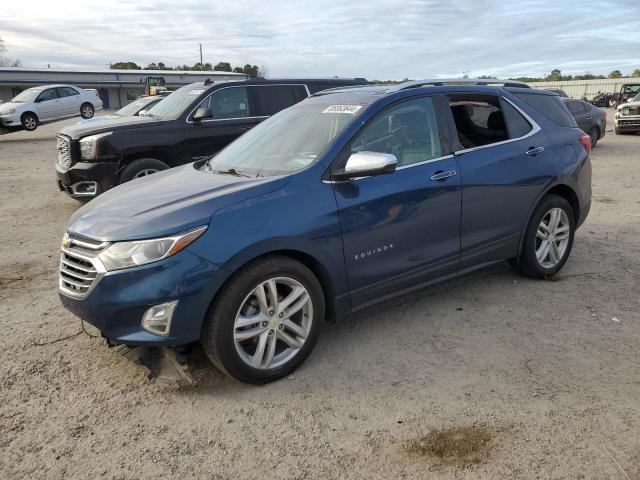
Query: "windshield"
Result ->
[[11, 89, 42, 103], [200, 101, 363, 177], [116, 98, 157, 116], [144, 84, 205, 120], [632, 93, 640, 103]]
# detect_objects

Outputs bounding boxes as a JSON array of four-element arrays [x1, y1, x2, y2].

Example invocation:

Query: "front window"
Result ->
[[116, 98, 157, 116], [196, 87, 250, 119], [11, 89, 41, 103], [200, 102, 363, 177], [145, 84, 206, 120]]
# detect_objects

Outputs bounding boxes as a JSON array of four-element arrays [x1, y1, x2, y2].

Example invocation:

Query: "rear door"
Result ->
[[566, 100, 590, 132], [34, 88, 61, 120], [56, 87, 82, 116], [446, 92, 552, 270], [332, 96, 461, 310]]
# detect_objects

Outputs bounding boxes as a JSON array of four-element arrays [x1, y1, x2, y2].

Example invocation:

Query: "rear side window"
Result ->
[[513, 92, 577, 127], [447, 94, 509, 149], [500, 99, 532, 138], [566, 101, 586, 115], [57, 87, 79, 97], [254, 85, 307, 116]]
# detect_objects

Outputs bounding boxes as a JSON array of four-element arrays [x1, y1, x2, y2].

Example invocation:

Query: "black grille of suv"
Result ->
[[59, 234, 109, 298]]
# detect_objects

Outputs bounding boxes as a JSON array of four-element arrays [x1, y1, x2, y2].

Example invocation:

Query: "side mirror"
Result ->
[[332, 151, 397, 181], [193, 107, 213, 122]]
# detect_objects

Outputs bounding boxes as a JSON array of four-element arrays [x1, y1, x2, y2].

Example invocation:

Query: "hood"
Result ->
[[0, 102, 24, 113], [77, 114, 119, 125], [617, 101, 640, 111], [59, 115, 162, 140], [67, 163, 289, 241]]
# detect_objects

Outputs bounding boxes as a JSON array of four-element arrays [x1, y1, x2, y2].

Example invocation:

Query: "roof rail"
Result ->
[[387, 78, 531, 92]]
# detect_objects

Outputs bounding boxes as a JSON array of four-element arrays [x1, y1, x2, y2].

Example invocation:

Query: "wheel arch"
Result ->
[[21, 111, 39, 122], [518, 182, 581, 253], [117, 153, 171, 175]]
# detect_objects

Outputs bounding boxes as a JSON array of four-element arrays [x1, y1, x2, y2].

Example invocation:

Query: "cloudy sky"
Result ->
[[1, 0, 639, 79]]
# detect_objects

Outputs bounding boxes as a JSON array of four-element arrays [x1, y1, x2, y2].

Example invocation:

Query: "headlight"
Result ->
[[0, 108, 15, 114], [98, 226, 207, 271], [79, 131, 112, 160]]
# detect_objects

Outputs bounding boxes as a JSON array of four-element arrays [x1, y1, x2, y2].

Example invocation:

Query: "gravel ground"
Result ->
[[1, 116, 639, 479]]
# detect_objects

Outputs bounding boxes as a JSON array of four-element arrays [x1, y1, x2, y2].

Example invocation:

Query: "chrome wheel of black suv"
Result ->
[[202, 255, 324, 384], [510, 195, 575, 278]]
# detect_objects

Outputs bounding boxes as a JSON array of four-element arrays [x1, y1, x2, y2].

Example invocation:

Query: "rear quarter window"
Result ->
[[254, 85, 307, 116], [513, 92, 577, 128]]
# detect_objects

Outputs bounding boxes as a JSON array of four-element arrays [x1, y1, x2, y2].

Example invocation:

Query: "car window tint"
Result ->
[[513, 92, 577, 127], [350, 97, 441, 167], [566, 101, 584, 115], [204, 87, 250, 119], [255, 85, 307, 116], [37, 89, 58, 102], [447, 94, 509, 149], [57, 87, 79, 97], [500, 99, 532, 138]]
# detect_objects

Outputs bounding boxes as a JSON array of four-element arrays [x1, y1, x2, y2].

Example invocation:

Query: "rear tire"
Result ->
[[588, 127, 599, 147], [21, 113, 38, 131], [510, 195, 575, 279], [118, 158, 169, 184], [201, 255, 324, 384], [80, 103, 94, 119]]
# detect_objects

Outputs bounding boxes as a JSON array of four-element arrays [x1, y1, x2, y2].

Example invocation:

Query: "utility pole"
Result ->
[[199, 44, 203, 69]]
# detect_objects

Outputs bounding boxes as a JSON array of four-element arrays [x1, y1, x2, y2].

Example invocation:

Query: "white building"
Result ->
[[0, 68, 248, 108]]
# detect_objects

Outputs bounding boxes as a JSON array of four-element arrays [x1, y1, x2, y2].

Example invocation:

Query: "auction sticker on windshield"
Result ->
[[322, 105, 362, 114]]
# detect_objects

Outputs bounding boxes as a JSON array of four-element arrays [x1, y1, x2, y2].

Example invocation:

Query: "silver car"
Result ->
[[0, 84, 103, 131]]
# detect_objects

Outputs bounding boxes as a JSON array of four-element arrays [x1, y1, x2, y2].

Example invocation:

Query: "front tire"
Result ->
[[202, 255, 324, 384], [21, 113, 38, 131], [510, 195, 575, 279], [118, 158, 169, 184], [80, 103, 95, 119]]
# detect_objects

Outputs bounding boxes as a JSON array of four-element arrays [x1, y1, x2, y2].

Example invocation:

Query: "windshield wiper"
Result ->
[[214, 168, 251, 178]]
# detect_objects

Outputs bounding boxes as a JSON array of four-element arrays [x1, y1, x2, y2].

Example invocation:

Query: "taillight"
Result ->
[[579, 133, 591, 153]]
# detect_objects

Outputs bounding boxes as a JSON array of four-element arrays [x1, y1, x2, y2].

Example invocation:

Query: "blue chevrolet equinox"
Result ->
[[59, 79, 592, 384]]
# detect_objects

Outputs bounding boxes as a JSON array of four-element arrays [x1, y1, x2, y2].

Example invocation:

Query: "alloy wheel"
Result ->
[[82, 106, 94, 118], [535, 208, 570, 268], [24, 117, 36, 130], [133, 168, 159, 178], [233, 277, 313, 370]]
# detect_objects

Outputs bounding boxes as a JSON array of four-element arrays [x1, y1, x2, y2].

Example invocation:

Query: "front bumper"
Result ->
[[59, 249, 229, 346], [615, 117, 640, 132], [56, 161, 119, 199], [0, 112, 21, 127]]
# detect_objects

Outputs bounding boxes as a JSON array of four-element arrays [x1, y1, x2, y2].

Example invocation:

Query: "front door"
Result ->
[[179, 86, 264, 163], [332, 96, 461, 310], [34, 88, 61, 120]]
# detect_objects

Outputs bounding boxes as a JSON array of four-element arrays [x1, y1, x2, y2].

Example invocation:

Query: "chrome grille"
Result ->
[[59, 233, 109, 298], [57, 135, 71, 171]]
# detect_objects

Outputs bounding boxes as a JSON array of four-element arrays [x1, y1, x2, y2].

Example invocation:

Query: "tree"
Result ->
[[0, 36, 20, 67], [111, 61, 142, 70], [631, 69, 640, 78], [213, 62, 232, 72], [545, 69, 563, 81], [608, 70, 622, 78]]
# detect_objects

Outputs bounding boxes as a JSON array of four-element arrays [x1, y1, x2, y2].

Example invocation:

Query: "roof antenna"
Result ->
[[204, 78, 212, 85]]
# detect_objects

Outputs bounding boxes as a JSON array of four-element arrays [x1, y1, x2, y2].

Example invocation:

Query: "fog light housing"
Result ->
[[142, 301, 178, 336]]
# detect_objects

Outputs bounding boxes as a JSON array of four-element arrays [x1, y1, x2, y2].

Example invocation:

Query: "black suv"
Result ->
[[56, 78, 367, 200]]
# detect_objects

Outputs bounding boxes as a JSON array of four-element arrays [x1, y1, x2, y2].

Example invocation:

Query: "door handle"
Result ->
[[586, 116, 592, 119], [525, 146, 544, 156], [430, 170, 457, 182]]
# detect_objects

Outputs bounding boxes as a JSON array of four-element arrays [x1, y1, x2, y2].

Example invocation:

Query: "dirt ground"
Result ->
[[1, 116, 639, 479]]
